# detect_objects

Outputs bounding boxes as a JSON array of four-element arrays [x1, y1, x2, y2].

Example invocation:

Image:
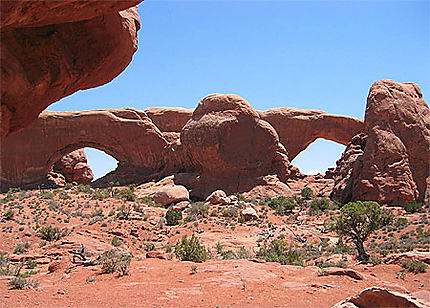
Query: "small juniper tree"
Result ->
[[327, 201, 385, 262]]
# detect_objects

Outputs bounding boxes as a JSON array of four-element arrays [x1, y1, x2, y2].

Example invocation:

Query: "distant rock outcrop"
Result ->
[[0, 1, 142, 139], [52, 149, 93, 184], [0, 94, 365, 196], [0, 108, 169, 191], [331, 80, 430, 205], [180, 94, 292, 197]]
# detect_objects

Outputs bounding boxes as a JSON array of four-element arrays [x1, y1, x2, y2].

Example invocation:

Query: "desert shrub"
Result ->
[[111, 236, 121, 247], [300, 187, 314, 199], [139, 196, 155, 206], [267, 196, 296, 215], [114, 188, 135, 202], [186, 202, 209, 221], [91, 208, 103, 218], [25, 259, 37, 269], [174, 234, 208, 262], [58, 191, 70, 200], [326, 201, 385, 261], [165, 210, 182, 226], [401, 261, 427, 274], [91, 189, 109, 200], [13, 243, 29, 255], [38, 191, 54, 199], [38, 226, 66, 241], [116, 204, 132, 220], [257, 240, 302, 266], [222, 207, 238, 218], [309, 198, 332, 214], [404, 201, 423, 214], [98, 249, 132, 277], [234, 193, 247, 202], [77, 184, 93, 194], [8, 277, 38, 290], [2, 209, 14, 221], [0, 252, 11, 275]]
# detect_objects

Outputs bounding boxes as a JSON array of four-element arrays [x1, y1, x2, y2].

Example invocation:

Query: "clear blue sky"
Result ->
[[47, 0, 430, 180]]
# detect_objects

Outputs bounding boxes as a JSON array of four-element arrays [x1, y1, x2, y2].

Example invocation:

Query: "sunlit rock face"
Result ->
[[331, 80, 430, 205], [0, 0, 142, 139]]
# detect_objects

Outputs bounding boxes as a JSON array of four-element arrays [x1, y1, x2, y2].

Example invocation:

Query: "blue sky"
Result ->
[[47, 0, 430, 179]]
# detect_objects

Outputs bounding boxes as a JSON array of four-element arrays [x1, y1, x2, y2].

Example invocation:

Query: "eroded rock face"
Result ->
[[333, 287, 430, 308], [0, 108, 169, 191], [145, 107, 193, 132], [180, 94, 292, 197], [52, 149, 93, 184], [259, 108, 364, 160], [0, 1, 141, 139], [332, 80, 430, 205]]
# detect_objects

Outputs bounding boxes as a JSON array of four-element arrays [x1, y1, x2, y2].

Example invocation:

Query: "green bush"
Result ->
[[186, 202, 209, 221], [222, 207, 238, 218], [114, 189, 135, 202], [404, 201, 423, 214], [111, 236, 121, 247], [98, 249, 132, 277], [165, 210, 182, 226], [174, 234, 208, 262], [38, 226, 65, 241], [8, 277, 38, 290], [257, 240, 302, 266], [301, 187, 313, 199], [267, 196, 296, 215], [13, 243, 29, 255], [401, 261, 427, 274], [309, 198, 332, 214], [326, 201, 385, 261], [2, 209, 14, 221], [38, 191, 54, 199]]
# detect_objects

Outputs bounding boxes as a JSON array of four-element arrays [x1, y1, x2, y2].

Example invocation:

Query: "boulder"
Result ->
[[325, 268, 363, 280], [153, 185, 190, 206], [52, 149, 93, 184], [333, 287, 430, 308], [1, 1, 142, 139], [206, 190, 230, 205], [331, 80, 430, 205], [241, 207, 258, 221], [180, 94, 292, 198]]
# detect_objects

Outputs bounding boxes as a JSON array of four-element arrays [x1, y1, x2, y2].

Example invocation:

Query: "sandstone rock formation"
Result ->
[[331, 80, 430, 205], [52, 149, 93, 184], [0, 94, 364, 196], [145, 107, 193, 132], [180, 94, 292, 197], [153, 185, 190, 206], [333, 287, 430, 308], [0, 108, 169, 191], [0, 1, 142, 139], [259, 108, 364, 160]]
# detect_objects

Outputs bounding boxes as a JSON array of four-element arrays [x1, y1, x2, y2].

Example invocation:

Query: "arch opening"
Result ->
[[48, 145, 119, 186], [290, 138, 346, 176], [83, 148, 118, 181]]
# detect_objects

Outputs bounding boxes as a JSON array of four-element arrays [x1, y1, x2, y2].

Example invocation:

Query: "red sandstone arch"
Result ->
[[259, 108, 364, 160], [145, 106, 364, 160], [0, 108, 169, 190]]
